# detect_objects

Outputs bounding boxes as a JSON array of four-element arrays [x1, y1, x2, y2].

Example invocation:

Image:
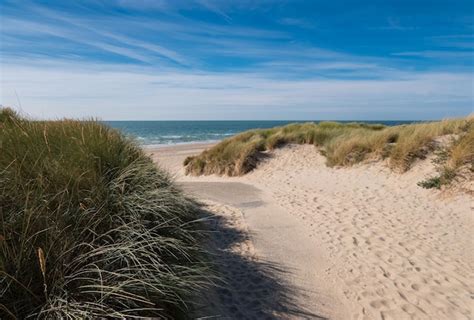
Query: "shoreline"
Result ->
[[141, 140, 220, 150]]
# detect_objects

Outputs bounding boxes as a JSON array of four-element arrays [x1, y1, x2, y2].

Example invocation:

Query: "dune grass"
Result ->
[[447, 127, 474, 170], [184, 117, 473, 177], [0, 108, 210, 319], [418, 127, 474, 189]]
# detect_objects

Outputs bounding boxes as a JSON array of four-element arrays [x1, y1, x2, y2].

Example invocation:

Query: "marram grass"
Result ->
[[0, 108, 211, 319], [184, 117, 473, 177]]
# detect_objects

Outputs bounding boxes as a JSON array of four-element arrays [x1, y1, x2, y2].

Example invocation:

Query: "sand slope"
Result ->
[[245, 145, 473, 320], [149, 144, 473, 320]]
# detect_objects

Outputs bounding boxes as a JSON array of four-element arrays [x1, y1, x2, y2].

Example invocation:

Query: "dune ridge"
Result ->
[[184, 117, 473, 188]]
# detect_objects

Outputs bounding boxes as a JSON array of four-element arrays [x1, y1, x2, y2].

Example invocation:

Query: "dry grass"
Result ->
[[0, 108, 211, 319], [185, 116, 473, 177], [447, 128, 474, 169], [418, 127, 474, 189]]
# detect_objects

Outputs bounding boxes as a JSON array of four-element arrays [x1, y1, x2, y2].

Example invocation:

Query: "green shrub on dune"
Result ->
[[0, 109, 210, 319]]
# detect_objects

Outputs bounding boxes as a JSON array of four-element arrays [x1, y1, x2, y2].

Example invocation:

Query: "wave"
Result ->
[[141, 139, 220, 149]]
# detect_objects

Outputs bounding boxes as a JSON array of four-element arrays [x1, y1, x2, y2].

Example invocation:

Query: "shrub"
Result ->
[[418, 168, 457, 189]]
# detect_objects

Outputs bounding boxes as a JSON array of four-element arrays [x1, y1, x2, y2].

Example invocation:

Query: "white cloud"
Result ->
[[278, 18, 316, 29], [393, 50, 474, 59], [1, 60, 472, 120], [195, 0, 232, 22], [1, 2, 472, 120], [115, 0, 171, 10]]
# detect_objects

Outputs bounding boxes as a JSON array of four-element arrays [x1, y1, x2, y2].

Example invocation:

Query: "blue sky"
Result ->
[[0, 0, 473, 120]]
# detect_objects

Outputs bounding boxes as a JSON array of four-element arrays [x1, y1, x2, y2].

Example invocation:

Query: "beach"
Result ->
[[3, 1, 474, 318], [149, 143, 473, 320]]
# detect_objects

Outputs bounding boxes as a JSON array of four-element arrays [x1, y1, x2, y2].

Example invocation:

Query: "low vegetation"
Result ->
[[0, 108, 210, 319], [184, 117, 473, 181], [418, 128, 474, 189]]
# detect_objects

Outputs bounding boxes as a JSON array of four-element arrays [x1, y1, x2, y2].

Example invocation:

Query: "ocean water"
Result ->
[[105, 120, 417, 147]]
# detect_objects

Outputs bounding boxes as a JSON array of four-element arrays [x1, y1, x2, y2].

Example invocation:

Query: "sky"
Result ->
[[0, 0, 473, 120]]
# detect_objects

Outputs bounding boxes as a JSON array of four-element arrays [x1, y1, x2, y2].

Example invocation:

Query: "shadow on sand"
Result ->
[[193, 210, 326, 320]]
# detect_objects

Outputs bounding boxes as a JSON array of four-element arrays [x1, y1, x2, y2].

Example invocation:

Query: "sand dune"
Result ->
[[149, 144, 473, 320], [245, 145, 473, 319]]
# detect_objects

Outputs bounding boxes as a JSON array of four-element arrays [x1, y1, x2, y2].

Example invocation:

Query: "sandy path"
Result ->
[[149, 144, 473, 320], [182, 182, 345, 319], [150, 145, 340, 318]]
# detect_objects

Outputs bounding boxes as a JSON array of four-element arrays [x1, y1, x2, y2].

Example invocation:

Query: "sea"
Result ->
[[105, 120, 418, 147]]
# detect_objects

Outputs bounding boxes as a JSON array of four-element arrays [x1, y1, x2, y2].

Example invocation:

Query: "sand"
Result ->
[[148, 143, 473, 320]]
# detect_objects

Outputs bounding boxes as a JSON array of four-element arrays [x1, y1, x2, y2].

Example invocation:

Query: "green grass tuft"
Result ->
[[0, 108, 211, 319]]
